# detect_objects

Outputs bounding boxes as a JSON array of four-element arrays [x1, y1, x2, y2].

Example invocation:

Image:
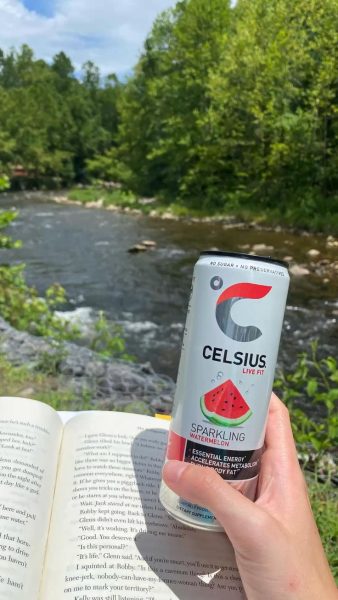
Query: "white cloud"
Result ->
[[0, 0, 177, 76]]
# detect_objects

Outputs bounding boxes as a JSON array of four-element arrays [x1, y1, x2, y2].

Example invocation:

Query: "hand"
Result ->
[[162, 393, 337, 600]]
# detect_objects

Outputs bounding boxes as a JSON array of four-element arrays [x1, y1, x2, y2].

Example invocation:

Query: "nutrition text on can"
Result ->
[[160, 251, 290, 531]]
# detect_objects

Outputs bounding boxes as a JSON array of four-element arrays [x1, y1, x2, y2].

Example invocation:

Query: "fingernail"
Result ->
[[163, 460, 188, 484]]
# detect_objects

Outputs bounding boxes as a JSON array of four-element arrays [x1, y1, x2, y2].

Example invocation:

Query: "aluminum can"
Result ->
[[160, 251, 289, 531]]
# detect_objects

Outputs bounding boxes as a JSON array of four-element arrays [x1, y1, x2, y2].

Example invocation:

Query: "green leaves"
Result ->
[[0, 209, 21, 249], [0, 45, 118, 185], [90, 311, 134, 361], [113, 0, 338, 222], [0, 174, 9, 191], [306, 379, 318, 397], [116, 0, 231, 201], [0, 210, 78, 340], [275, 343, 338, 465]]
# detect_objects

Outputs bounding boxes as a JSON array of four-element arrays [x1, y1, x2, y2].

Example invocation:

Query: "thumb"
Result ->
[[163, 460, 270, 553]]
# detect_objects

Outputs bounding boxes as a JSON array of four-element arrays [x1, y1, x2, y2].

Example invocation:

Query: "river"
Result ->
[[1, 193, 337, 379]]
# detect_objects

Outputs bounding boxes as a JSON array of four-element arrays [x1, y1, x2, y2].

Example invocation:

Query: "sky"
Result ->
[[0, 0, 177, 77]]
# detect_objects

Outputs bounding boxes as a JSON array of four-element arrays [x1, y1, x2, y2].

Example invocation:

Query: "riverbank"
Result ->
[[0, 316, 174, 414], [51, 187, 338, 284], [63, 186, 338, 235]]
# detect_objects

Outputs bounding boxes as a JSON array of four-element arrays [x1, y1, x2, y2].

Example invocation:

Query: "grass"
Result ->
[[68, 187, 139, 209], [307, 475, 338, 582], [68, 187, 229, 218], [0, 353, 93, 411], [68, 188, 103, 203]]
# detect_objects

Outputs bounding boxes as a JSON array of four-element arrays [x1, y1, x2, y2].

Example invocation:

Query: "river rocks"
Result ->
[[138, 197, 156, 205], [251, 243, 274, 253], [101, 181, 122, 190], [160, 211, 179, 221], [0, 317, 175, 412], [307, 249, 320, 258], [151, 394, 173, 413], [53, 195, 82, 206], [298, 257, 338, 281], [326, 235, 338, 248], [128, 244, 148, 253], [128, 240, 157, 252], [283, 256, 293, 262], [141, 240, 157, 248], [85, 199, 103, 208], [289, 264, 311, 276], [221, 220, 247, 230]]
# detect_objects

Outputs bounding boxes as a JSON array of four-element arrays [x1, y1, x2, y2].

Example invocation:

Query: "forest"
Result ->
[[1, 0, 338, 229]]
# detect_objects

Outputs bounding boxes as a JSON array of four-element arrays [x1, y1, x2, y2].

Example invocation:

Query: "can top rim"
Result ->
[[199, 250, 289, 269]]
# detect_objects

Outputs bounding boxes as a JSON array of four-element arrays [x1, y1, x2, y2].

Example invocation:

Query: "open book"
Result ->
[[0, 396, 245, 599]]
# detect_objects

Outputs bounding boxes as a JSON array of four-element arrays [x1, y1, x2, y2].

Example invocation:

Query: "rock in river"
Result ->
[[307, 249, 320, 258], [289, 264, 310, 277], [251, 243, 274, 253], [128, 243, 148, 253], [141, 240, 157, 248]]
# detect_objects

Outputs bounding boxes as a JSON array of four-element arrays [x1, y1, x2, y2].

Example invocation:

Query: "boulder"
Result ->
[[326, 236, 338, 248], [289, 264, 310, 276], [307, 249, 320, 258], [128, 244, 148, 253], [85, 199, 103, 208], [141, 240, 157, 248], [252, 243, 274, 252]]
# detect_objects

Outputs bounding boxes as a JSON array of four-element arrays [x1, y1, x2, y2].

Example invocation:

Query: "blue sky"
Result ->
[[22, 0, 55, 17], [0, 0, 177, 77]]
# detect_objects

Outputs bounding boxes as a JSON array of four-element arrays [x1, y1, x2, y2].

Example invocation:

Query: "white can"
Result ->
[[160, 251, 290, 531]]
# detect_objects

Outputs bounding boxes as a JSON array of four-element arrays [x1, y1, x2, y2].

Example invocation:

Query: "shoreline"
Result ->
[[49, 191, 319, 235], [3, 187, 338, 237]]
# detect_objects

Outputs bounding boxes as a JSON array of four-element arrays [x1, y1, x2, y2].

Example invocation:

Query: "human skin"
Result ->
[[162, 394, 338, 600]]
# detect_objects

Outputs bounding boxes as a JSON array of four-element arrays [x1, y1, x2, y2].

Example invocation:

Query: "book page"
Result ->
[[40, 412, 244, 599], [0, 397, 63, 599]]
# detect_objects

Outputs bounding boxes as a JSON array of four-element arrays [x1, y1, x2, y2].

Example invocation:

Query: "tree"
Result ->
[[0, 46, 119, 185], [82, 61, 100, 92], [52, 52, 75, 92], [117, 0, 231, 200], [204, 0, 338, 210]]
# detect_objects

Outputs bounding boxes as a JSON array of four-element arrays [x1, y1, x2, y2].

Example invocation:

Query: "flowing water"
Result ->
[[1, 193, 337, 380]]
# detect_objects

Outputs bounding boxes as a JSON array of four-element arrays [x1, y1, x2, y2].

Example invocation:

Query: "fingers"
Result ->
[[262, 393, 300, 471], [257, 394, 304, 503], [163, 460, 268, 553], [265, 394, 296, 454]]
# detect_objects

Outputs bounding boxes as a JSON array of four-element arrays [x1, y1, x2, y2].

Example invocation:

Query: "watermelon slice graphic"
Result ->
[[200, 379, 252, 427]]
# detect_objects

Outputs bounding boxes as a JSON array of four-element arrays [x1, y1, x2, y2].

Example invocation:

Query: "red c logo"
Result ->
[[216, 283, 272, 342]]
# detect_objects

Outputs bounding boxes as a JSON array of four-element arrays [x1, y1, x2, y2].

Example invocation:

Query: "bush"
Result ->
[[0, 175, 9, 191], [90, 311, 134, 360], [275, 342, 338, 477]]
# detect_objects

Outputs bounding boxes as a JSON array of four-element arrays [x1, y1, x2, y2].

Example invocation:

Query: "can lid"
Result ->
[[200, 250, 289, 269]]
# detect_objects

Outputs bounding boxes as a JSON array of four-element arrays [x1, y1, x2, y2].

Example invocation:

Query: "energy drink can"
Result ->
[[160, 251, 289, 531]]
